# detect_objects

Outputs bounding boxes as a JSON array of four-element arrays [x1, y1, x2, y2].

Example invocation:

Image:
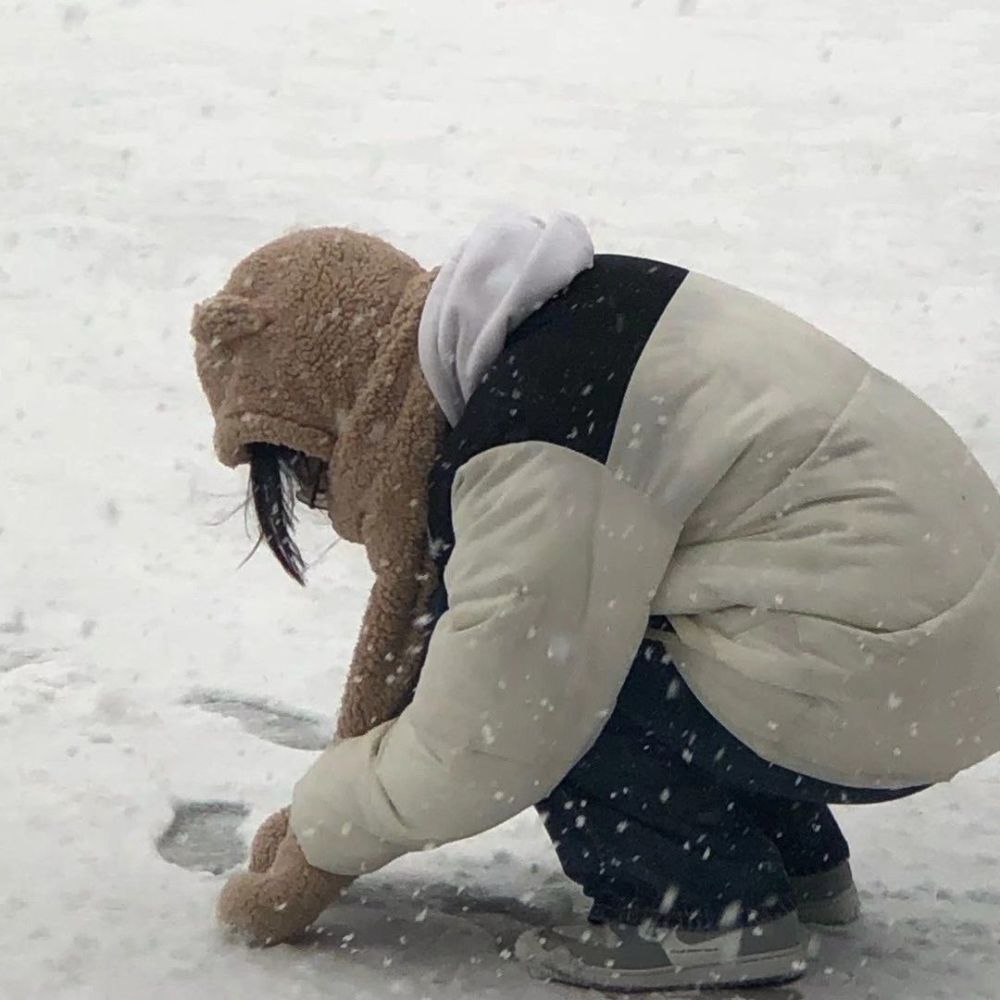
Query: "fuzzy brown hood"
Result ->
[[193, 228, 421, 472], [192, 227, 445, 739]]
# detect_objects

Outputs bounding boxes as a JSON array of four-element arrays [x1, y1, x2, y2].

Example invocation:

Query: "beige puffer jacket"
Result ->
[[291, 268, 1000, 878]]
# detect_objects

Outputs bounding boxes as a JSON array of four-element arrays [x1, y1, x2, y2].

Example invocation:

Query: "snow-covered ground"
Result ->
[[3, 1, 999, 997]]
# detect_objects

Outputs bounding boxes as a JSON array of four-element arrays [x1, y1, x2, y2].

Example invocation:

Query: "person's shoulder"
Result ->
[[427, 252, 690, 562], [451, 254, 690, 457]]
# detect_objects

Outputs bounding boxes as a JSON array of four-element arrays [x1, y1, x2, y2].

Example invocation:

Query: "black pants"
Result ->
[[538, 639, 925, 931]]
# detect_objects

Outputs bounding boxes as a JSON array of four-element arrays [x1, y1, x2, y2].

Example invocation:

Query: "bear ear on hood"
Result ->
[[192, 292, 273, 349]]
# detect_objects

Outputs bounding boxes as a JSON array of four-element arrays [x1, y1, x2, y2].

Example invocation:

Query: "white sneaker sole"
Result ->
[[514, 932, 808, 993]]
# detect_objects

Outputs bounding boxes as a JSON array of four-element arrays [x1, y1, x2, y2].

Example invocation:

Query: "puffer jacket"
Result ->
[[291, 254, 1000, 877]]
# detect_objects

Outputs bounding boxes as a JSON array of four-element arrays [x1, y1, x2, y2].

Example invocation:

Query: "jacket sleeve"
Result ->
[[290, 441, 681, 876]]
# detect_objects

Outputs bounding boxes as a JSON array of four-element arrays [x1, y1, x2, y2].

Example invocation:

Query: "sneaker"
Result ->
[[791, 860, 860, 926], [514, 912, 807, 992]]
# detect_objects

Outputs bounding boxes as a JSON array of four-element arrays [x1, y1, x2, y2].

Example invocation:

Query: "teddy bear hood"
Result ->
[[191, 227, 426, 468]]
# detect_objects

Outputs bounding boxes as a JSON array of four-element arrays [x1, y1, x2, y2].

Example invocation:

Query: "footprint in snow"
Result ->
[[0, 647, 47, 674], [156, 800, 249, 875], [162, 694, 328, 873], [184, 690, 330, 751]]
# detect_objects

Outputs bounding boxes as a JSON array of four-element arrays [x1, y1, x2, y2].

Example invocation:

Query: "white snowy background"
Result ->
[[3, 1, 999, 997]]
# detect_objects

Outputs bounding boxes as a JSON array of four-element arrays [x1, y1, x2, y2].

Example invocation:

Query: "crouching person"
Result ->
[[191, 211, 1000, 992]]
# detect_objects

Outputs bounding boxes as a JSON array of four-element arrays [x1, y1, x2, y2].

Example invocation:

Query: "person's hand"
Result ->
[[217, 808, 354, 945]]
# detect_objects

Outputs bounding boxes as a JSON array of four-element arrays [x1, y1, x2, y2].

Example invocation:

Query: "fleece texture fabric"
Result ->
[[192, 227, 444, 740]]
